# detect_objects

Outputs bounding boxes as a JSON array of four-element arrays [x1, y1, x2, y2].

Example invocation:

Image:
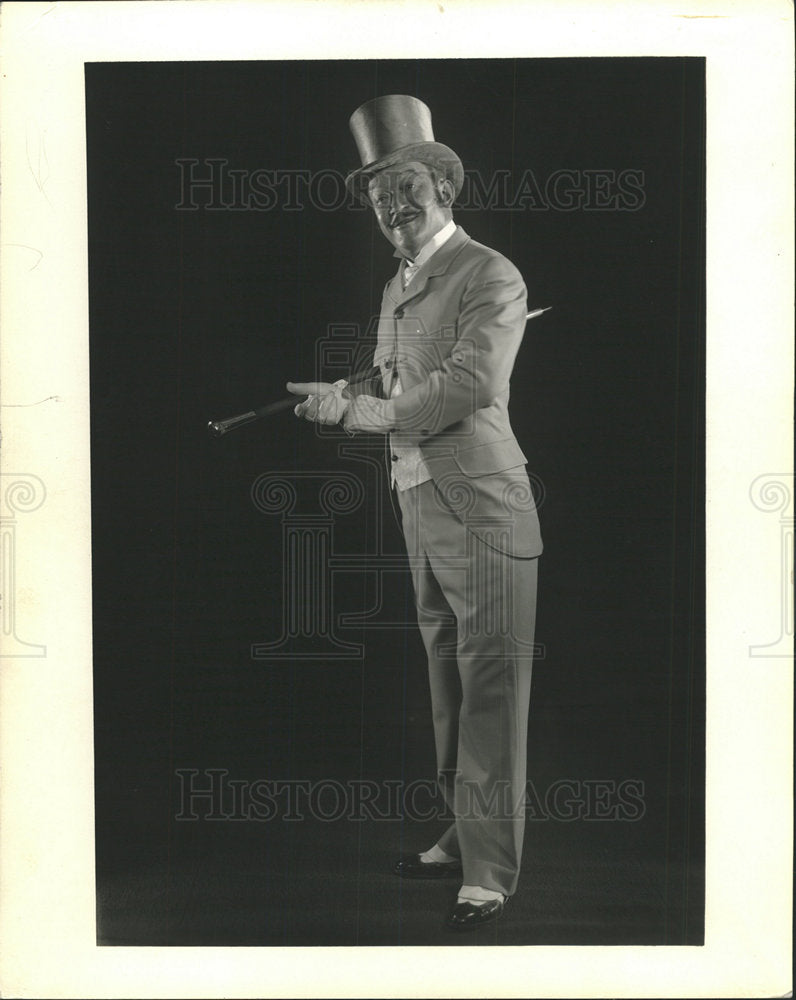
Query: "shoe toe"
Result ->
[[446, 898, 505, 930], [393, 854, 462, 879]]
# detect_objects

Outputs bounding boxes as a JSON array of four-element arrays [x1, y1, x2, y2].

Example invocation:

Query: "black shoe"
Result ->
[[446, 897, 505, 931], [393, 853, 463, 879]]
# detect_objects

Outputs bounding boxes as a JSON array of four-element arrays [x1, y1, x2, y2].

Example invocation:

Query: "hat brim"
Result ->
[[345, 141, 464, 205]]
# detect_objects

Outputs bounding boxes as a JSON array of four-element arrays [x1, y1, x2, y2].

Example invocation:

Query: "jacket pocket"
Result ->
[[450, 437, 528, 478]]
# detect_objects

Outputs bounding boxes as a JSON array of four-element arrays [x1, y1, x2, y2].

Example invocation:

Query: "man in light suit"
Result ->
[[287, 95, 543, 930]]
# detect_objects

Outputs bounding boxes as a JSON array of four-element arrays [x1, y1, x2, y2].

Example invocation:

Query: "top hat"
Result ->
[[345, 95, 464, 203]]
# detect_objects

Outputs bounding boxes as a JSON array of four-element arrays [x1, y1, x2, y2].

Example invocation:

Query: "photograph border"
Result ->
[[0, 2, 792, 997]]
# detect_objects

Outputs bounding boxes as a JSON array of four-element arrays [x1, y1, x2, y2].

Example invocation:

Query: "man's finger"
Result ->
[[294, 393, 316, 417], [286, 381, 332, 396], [304, 396, 325, 421], [317, 395, 341, 422]]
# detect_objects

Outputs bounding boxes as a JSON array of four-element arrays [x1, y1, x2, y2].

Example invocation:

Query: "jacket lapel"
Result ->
[[388, 226, 471, 308], [385, 266, 403, 305]]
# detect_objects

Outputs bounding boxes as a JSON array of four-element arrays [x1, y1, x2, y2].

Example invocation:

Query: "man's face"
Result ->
[[367, 160, 452, 260]]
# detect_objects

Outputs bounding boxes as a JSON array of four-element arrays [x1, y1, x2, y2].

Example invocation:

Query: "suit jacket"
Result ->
[[350, 225, 542, 558]]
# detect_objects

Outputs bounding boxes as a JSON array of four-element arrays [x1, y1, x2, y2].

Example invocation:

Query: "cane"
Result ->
[[207, 307, 552, 437]]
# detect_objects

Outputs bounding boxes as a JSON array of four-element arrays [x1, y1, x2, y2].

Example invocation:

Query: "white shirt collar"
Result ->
[[408, 218, 457, 268]]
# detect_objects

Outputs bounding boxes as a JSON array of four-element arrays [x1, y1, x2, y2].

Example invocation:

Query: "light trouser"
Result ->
[[396, 477, 539, 897]]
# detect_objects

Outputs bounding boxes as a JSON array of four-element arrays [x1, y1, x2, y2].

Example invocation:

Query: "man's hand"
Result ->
[[343, 395, 396, 434], [286, 381, 349, 425]]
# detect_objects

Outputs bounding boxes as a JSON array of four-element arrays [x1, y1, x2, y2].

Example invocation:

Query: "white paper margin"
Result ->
[[0, 1, 792, 997]]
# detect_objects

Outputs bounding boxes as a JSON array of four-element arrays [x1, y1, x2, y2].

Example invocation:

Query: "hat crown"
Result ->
[[344, 94, 464, 203], [349, 95, 435, 168]]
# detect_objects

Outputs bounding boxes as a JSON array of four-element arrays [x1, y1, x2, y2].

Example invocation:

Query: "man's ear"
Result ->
[[436, 176, 455, 207]]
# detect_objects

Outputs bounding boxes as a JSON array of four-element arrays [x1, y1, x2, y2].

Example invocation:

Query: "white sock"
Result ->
[[457, 884, 505, 905], [419, 843, 458, 864]]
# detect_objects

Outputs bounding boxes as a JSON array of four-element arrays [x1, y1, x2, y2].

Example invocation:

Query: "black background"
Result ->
[[86, 58, 705, 946]]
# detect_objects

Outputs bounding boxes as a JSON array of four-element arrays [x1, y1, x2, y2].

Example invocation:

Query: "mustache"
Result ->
[[388, 212, 419, 228]]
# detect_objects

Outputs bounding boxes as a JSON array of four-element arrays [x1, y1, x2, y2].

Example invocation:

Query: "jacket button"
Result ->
[[384, 359, 392, 369], [391, 454, 398, 462], [394, 308, 404, 319]]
